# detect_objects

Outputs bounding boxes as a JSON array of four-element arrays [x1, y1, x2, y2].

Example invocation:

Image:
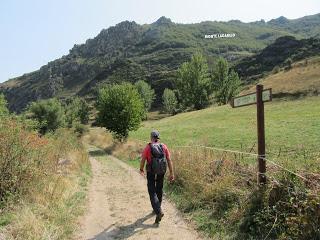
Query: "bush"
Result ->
[[0, 116, 90, 239], [240, 173, 320, 239], [96, 83, 145, 141], [65, 97, 90, 127], [73, 122, 89, 137], [162, 88, 178, 115], [272, 65, 281, 74], [27, 98, 65, 135], [134, 80, 155, 112]]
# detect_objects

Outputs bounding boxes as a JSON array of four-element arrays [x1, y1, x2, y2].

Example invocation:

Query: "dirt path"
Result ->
[[76, 146, 203, 240]]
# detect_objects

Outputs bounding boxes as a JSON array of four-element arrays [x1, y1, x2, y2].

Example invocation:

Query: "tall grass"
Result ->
[[87, 126, 320, 239], [0, 117, 90, 240]]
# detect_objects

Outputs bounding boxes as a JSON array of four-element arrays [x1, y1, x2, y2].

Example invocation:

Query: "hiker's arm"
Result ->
[[165, 147, 174, 181], [140, 157, 146, 174], [167, 157, 174, 179], [140, 146, 148, 176]]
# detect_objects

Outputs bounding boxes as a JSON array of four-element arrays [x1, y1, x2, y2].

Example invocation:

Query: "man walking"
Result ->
[[140, 130, 174, 224]]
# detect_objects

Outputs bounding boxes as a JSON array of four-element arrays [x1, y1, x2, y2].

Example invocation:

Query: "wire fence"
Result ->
[[131, 138, 320, 189]]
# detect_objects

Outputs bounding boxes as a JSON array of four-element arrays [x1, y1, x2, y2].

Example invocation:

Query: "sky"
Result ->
[[0, 0, 319, 83]]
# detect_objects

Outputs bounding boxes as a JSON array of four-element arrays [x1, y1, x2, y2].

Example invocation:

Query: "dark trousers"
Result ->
[[147, 172, 164, 215]]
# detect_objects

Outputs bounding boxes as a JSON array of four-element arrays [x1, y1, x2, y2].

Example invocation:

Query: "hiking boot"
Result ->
[[154, 212, 164, 224]]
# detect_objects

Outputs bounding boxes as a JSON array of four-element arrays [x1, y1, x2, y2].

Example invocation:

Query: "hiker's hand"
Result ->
[[139, 169, 145, 177], [168, 174, 175, 183]]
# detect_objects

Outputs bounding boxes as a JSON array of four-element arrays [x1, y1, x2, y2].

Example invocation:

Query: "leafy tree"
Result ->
[[211, 58, 241, 105], [162, 88, 177, 115], [96, 83, 145, 141], [134, 80, 155, 112], [65, 97, 90, 127], [0, 94, 9, 117], [28, 98, 65, 135], [176, 53, 212, 110]]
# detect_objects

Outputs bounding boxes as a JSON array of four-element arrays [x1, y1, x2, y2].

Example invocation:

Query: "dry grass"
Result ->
[[86, 125, 320, 238], [244, 56, 320, 95], [0, 118, 90, 240]]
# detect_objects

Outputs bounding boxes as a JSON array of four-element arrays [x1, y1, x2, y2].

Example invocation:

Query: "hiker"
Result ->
[[140, 130, 174, 224]]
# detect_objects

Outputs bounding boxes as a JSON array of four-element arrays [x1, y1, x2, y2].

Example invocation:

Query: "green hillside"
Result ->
[[1, 14, 320, 112], [130, 97, 320, 171]]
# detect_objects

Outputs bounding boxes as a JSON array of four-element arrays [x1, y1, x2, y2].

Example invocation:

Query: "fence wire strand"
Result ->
[[131, 138, 319, 186]]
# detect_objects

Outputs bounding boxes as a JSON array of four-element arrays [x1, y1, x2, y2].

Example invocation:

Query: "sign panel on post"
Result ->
[[230, 85, 272, 185], [231, 89, 272, 108]]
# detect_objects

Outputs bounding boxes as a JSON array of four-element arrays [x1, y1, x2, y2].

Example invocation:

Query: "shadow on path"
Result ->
[[88, 143, 118, 157], [87, 213, 157, 240], [88, 149, 106, 157]]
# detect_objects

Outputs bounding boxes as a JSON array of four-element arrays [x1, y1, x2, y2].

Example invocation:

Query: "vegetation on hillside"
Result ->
[[243, 56, 320, 98], [124, 97, 320, 239], [1, 14, 320, 112], [0, 97, 90, 239], [236, 36, 320, 82]]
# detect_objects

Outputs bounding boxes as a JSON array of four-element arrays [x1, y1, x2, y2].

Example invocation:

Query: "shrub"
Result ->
[[65, 97, 90, 127], [27, 98, 65, 135], [240, 173, 320, 239], [272, 65, 281, 74], [162, 88, 178, 115], [96, 83, 145, 141], [134, 80, 155, 112]]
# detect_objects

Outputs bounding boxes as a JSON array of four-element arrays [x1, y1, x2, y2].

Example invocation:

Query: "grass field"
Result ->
[[130, 97, 320, 172]]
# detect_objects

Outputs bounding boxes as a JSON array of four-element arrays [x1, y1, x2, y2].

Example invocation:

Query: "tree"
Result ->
[[211, 58, 241, 105], [162, 89, 177, 115], [0, 94, 9, 117], [176, 53, 212, 110], [134, 80, 155, 112], [65, 97, 90, 127], [96, 83, 145, 141], [28, 98, 65, 135]]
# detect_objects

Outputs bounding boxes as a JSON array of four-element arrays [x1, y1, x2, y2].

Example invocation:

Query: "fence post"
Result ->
[[256, 85, 267, 184]]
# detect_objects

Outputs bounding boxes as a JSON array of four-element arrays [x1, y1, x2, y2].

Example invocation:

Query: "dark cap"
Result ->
[[151, 130, 160, 139]]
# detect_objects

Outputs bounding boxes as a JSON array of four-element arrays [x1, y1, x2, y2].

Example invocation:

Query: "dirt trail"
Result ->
[[76, 146, 203, 240]]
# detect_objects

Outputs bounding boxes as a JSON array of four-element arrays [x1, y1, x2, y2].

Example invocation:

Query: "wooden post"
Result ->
[[256, 84, 267, 184]]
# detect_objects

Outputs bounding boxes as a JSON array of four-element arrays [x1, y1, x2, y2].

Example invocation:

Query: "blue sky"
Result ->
[[0, 0, 319, 83]]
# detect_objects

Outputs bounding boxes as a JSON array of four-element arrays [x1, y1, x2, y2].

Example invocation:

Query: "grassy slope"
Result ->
[[244, 56, 320, 95], [130, 97, 320, 171]]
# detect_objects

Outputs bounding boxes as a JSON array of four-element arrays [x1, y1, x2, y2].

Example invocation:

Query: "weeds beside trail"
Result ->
[[0, 117, 91, 240], [86, 127, 320, 239]]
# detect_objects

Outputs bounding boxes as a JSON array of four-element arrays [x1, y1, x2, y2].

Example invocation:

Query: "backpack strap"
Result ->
[[148, 143, 154, 157]]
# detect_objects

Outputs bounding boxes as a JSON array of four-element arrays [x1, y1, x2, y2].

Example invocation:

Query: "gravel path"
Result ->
[[76, 147, 203, 240]]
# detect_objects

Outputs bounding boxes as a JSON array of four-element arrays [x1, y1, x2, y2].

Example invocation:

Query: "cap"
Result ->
[[151, 130, 160, 139]]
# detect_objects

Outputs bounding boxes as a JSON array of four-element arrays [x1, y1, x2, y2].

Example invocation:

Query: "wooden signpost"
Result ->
[[230, 85, 272, 184]]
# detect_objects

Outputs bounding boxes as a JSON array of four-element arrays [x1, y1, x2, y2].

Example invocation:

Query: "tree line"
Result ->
[[0, 53, 241, 141]]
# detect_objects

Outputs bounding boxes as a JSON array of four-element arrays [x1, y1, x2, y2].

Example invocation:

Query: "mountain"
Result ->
[[235, 36, 320, 82], [1, 14, 320, 112]]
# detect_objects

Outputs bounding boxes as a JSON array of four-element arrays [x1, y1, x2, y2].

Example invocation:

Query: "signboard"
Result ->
[[230, 88, 272, 108], [230, 85, 272, 184]]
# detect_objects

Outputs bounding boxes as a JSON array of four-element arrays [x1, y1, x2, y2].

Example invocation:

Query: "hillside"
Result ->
[[235, 36, 320, 82], [130, 97, 320, 171], [1, 14, 320, 112], [242, 56, 320, 97]]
